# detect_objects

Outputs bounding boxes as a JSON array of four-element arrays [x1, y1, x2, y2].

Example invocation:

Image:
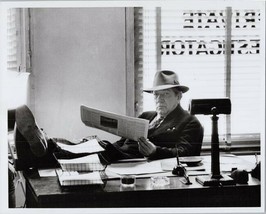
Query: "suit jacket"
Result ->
[[112, 105, 204, 160]]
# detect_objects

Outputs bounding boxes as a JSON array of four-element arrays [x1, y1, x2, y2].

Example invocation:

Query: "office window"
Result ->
[[135, 3, 264, 147]]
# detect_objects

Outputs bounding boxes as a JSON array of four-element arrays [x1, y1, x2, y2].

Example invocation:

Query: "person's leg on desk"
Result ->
[[15, 105, 129, 167], [15, 105, 85, 169]]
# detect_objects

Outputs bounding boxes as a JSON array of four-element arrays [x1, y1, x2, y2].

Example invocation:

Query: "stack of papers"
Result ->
[[56, 169, 103, 186], [57, 154, 105, 172]]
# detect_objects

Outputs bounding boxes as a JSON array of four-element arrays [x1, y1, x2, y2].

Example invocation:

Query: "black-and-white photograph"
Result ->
[[0, 0, 265, 213]]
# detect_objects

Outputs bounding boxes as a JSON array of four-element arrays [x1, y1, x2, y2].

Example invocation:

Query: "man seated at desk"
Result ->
[[15, 70, 203, 167]]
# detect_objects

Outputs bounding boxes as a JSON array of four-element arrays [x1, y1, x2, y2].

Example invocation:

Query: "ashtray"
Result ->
[[150, 176, 170, 187], [179, 157, 203, 166], [120, 175, 136, 187]]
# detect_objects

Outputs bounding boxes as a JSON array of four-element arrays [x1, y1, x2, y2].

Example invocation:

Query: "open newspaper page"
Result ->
[[80, 105, 149, 141]]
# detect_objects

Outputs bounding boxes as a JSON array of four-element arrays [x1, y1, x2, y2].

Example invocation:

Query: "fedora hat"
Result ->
[[143, 70, 189, 93]]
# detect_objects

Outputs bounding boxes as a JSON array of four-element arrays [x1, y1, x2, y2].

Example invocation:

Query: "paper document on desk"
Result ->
[[106, 161, 163, 175], [160, 157, 205, 171], [80, 105, 149, 141], [56, 138, 104, 154], [202, 154, 256, 172]]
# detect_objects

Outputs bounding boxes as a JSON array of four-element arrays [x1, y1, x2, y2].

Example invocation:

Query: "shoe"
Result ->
[[15, 105, 48, 157], [98, 140, 125, 164]]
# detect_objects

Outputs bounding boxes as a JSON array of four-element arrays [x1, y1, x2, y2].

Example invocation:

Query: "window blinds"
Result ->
[[137, 4, 264, 142], [7, 8, 18, 72], [6, 8, 29, 73]]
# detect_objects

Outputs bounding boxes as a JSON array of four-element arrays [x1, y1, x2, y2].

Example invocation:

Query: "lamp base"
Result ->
[[196, 174, 235, 186]]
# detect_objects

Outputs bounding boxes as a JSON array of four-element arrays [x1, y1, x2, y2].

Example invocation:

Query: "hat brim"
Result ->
[[143, 84, 189, 93]]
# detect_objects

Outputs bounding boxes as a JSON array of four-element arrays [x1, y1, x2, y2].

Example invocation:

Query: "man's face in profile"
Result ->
[[153, 88, 180, 118]]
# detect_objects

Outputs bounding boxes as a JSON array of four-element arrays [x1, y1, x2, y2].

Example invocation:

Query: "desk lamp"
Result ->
[[188, 98, 235, 186]]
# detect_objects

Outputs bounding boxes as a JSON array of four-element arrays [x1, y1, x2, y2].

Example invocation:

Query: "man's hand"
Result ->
[[138, 137, 156, 157]]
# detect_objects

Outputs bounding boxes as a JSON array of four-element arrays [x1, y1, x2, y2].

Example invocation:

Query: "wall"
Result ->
[[29, 8, 129, 142], [6, 71, 30, 109]]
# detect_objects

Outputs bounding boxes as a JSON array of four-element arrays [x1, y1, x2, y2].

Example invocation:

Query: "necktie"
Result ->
[[149, 117, 164, 129]]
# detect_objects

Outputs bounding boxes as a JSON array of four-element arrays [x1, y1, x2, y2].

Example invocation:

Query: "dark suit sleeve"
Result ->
[[148, 116, 203, 160]]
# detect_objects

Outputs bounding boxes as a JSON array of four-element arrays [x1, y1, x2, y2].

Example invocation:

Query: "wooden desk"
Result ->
[[24, 169, 260, 208]]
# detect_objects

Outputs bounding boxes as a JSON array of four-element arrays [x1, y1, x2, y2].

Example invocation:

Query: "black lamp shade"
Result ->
[[188, 98, 231, 115]]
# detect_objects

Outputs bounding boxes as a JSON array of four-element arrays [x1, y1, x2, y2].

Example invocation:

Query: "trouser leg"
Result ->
[[15, 105, 48, 157]]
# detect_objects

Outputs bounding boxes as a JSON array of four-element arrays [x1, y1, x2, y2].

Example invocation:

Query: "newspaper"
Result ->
[[80, 105, 149, 141]]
